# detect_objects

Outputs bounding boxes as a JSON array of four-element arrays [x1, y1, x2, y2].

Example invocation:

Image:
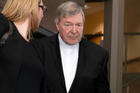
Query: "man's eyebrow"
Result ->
[[64, 21, 72, 23]]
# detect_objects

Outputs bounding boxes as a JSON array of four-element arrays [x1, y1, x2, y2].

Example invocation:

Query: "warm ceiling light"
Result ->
[[84, 4, 90, 9]]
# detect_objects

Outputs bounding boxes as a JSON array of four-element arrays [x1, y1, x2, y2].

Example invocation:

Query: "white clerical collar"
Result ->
[[58, 34, 79, 92], [58, 34, 79, 50]]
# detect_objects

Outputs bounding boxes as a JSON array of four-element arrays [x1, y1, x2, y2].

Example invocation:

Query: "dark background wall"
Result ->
[[0, 0, 84, 33]]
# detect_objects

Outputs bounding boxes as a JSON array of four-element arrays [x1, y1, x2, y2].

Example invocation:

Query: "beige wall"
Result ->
[[124, 0, 140, 60], [84, 10, 104, 35], [84, 3, 104, 45]]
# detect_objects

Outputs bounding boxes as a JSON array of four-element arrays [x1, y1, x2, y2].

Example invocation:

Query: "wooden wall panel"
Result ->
[[0, 0, 6, 8]]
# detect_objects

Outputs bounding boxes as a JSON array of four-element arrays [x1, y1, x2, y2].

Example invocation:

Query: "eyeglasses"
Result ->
[[63, 23, 83, 31], [39, 5, 47, 12]]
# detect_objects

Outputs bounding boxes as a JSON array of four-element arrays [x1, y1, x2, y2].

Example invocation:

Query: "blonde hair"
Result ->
[[2, 0, 41, 39]]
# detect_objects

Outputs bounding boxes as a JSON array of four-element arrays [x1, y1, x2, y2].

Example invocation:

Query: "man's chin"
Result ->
[[66, 40, 79, 45]]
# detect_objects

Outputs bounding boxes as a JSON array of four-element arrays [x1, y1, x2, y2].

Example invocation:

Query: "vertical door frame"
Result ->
[[104, 0, 125, 93]]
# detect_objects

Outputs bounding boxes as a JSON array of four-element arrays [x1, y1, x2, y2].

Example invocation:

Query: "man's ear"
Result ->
[[56, 22, 59, 31]]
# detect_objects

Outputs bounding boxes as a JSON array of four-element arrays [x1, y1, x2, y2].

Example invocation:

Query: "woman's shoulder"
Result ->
[[0, 12, 10, 37], [0, 13, 9, 26]]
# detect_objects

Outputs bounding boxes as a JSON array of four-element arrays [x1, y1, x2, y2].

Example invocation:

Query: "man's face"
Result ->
[[56, 13, 84, 45]]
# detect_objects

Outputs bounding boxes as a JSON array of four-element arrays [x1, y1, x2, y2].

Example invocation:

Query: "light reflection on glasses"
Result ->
[[39, 5, 47, 12]]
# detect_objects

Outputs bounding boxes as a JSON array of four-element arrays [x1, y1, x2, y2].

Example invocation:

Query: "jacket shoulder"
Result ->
[[0, 13, 10, 37], [82, 39, 108, 56]]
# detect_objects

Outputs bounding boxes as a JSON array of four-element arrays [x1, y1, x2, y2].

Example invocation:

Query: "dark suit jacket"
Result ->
[[32, 34, 110, 93]]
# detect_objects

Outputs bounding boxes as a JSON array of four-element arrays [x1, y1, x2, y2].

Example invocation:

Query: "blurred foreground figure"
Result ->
[[0, 0, 47, 93]]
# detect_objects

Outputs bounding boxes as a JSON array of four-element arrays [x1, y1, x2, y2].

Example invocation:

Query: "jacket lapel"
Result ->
[[50, 34, 67, 92], [69, 39, 87, 93]]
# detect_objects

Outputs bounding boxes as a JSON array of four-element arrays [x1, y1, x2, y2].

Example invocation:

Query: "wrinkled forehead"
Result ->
[[60, 13, 84, 23], [62, 12, 83, 20]]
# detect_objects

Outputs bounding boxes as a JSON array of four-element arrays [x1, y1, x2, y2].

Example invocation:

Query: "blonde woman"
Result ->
[[0, 0, 46, 93]]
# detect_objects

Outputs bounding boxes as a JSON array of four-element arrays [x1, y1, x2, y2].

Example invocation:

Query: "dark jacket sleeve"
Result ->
[[95, 51, 111, 93], [31, 38, 50, 93], [31, 39, 44, 63], [31, 37, 49, 64], [0, 13, 9, 38]]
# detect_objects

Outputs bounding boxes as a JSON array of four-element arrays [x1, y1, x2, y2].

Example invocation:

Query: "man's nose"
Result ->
[[71, 25, 77, 33]]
